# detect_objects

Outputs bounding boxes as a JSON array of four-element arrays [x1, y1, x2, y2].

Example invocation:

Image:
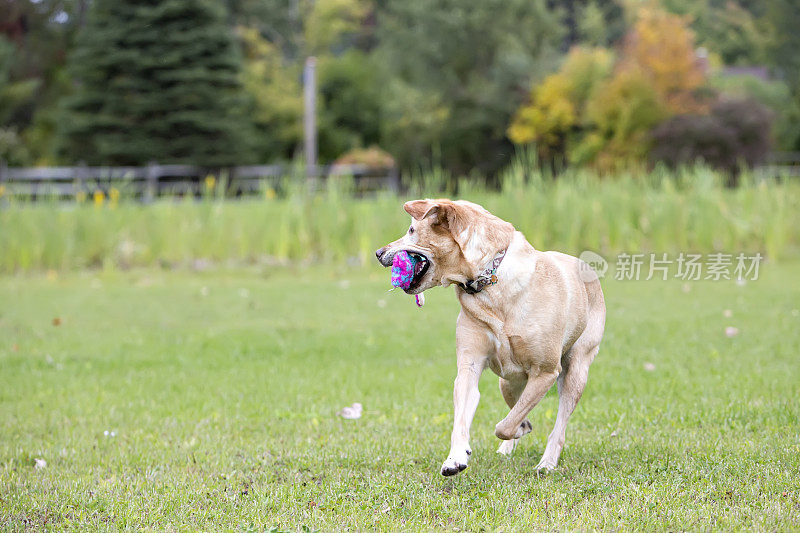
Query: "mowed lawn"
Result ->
[[1, 262, 799, 531]]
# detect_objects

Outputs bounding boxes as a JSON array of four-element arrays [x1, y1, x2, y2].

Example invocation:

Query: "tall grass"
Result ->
[[0, 164, 798, 273]]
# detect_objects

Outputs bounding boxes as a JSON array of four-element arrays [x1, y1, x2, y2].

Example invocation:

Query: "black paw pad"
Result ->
[[441, 463, 468, 476]]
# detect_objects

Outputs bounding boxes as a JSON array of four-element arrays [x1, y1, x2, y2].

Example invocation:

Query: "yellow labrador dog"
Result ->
[[376, 199, 605, 476]]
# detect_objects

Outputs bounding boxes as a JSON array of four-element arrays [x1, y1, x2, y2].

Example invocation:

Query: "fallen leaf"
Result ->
[[52, 317, 61, 326], [337, 402, 363, 420]]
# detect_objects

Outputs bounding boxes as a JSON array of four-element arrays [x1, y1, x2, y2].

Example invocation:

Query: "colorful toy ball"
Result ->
[[391, 250, 417, 289], [390, 250, 425, 307]]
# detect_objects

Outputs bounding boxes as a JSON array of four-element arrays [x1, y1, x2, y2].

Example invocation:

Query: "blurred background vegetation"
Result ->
[[1, 165, 798, 273], [2, 0, 799, 274], [1, 0, 799, 177]]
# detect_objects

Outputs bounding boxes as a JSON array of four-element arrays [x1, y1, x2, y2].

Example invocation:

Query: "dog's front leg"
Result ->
[[441, 358, 485, 476]]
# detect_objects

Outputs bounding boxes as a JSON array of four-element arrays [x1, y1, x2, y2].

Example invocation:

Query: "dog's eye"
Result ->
[[408, 226, 414, 235]]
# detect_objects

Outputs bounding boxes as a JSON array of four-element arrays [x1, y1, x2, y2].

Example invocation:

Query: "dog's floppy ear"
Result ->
[[441, 201, 515, 265], [404, 199, 443, 222]]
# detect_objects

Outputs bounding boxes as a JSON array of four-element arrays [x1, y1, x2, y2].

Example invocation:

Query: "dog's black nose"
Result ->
[[375, 247, 387, 261]]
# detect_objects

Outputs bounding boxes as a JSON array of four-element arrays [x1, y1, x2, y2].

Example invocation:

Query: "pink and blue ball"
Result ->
[[391, 250, 418, 290]]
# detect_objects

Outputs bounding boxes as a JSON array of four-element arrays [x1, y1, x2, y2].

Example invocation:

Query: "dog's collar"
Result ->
[[458, 249, 507, 294]]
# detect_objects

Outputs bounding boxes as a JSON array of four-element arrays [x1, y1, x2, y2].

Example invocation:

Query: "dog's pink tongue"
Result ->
[[415, 294, 425, 307]]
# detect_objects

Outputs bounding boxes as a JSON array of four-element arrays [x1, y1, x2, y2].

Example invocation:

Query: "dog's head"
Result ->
[[375, 199, 515, 294]]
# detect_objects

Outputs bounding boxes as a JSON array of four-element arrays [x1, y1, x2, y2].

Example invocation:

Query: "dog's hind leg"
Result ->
[[535, 342, 600, 472], [496, 378, 533, 455]]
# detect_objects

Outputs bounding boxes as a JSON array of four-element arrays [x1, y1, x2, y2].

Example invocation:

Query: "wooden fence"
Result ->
[[1, 153, 798, 202], [0, 162, 399, 201], [756, 152, 800, 179]]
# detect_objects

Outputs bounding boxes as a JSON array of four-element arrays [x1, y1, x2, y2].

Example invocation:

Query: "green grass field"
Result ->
[[1, 262, 799, 531]]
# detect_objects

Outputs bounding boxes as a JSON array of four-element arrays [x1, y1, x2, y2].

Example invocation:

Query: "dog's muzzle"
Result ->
[[376, 247, 431, 292], [375, 246, 391, 266]]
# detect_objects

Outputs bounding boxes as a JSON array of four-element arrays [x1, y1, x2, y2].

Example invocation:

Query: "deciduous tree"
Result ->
[[620, 5, 706, 114], [507, 47, 613, 159], [376, 0, 564, 175]]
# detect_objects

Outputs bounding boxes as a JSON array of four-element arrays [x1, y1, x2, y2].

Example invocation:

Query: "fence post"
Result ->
[[0, 159, 6, 205], [144, 161, 158, 203], [388, 166, 400, 194], [74, 161, 88, 198], [226, 166, 235, 197], [303, 56, 318, 189]]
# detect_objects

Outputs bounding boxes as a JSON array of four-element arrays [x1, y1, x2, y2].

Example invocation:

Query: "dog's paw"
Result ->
[[534, 458, 557, 473], [495, 418, 533, 440], [496, 439, 518, 455], [440, 457, 468, 476], [494, 420, 516, 440]]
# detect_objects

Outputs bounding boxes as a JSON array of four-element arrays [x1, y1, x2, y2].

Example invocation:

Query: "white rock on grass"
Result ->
[[337, 402, 363, 420]]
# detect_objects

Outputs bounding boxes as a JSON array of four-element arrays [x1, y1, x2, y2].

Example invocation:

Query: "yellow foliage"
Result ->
[[560, 47, 615, 103], [508, 73, 574, 148], [508, 47, 613, 151], [508, 11, 706, 170], [622, 5, 706, 114], [580, 68, 668, 170], [508, 73, 576, 148], [109, 187, 120, 208]]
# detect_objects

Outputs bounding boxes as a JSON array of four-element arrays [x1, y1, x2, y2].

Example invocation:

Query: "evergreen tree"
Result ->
[[59, 0, 253, 166]]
